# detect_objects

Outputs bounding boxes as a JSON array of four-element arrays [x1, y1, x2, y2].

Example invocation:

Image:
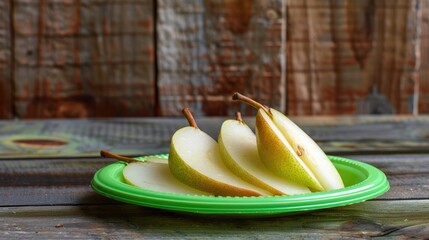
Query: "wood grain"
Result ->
[[1, 0, 428, 118], [0, 1, 12, 118], [344, 154, 429, 200], [157, 0, 286, 116], [286, 0, 419, 115], [13, 0, 155, 118], [418, 0, 429, 114], [1, 116, 429, 159], [0, 200, 428, 238], [0, 0, 428, 118]]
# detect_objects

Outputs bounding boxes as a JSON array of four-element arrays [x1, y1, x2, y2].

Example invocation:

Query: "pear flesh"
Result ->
[[270, 109, 344, 191], [169, 126, 268, 197], [256, 110, 325, 191], [123, 158, 209, 195], [218, 119, 311, 195]]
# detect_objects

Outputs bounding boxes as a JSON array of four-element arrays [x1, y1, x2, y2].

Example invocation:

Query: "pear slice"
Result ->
[[256, 110, 324, 191], [233, 93, 344, 191], [124, 160, 209, 195], [168, 108, 268, 197], [100, 150, 208, 195], [270, 109, 344, 190], [218, 113, 311, 195]]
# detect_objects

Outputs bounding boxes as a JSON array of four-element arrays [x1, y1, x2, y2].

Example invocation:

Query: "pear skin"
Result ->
[[169, 126, 268, 197], [232, 92, 344, 192], [256, 109, 324, 191], [270, 109, 344, 190], [218, 119, 311, 195]]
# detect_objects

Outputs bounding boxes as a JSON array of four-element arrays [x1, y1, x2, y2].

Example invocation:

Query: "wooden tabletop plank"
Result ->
[[1, 200, 428, 239], [345, 154, 429, 175], [1, 116, 429, 158], [0, 158, 113, 187], [0, 186, 118, 207], [342, 154, 429, 200], [1, 154, 428, 206]]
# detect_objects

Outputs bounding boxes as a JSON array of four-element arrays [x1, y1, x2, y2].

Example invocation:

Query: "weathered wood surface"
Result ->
[[157, 0, 286, 116], [0, 1, 12, 118], [155, 0, 428, 116], [1, 0, 429, 118], [13, 0, 155, 118], [1, 200, 428, 239], [0, 117, 428, 238], [419, 0, 429, 114], [287, 0, 420, 115], [1, 115, 429, 159]]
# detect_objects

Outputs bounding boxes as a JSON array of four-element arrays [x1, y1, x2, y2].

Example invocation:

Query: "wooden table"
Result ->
[[1, 116, 429, 239]]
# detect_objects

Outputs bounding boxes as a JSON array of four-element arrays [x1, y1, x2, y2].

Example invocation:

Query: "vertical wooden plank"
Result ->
[[370, 0, 418, 114], [0, 1, 12, 118], [157, 0, 286, 116], [287, 0, 340, 115], [13, 0, 155, 118], [287, 0, 419, 115], [419, 0, 429, 114]]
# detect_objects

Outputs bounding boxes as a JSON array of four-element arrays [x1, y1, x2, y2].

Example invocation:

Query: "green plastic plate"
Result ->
[[91, 155, 389, 217]]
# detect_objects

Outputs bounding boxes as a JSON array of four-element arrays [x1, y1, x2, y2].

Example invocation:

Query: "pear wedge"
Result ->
[[100, 150, 208, 195], [168, 108, 268, 197], [256, 110, 324, 191], [218, 113, 311, 195], [270, 109, 344, 190], [233, 93, 344, 191], [124, 160, 210, 195]]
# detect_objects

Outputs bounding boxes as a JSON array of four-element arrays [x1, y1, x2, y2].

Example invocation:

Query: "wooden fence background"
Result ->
[[0, 0, 428, 118]]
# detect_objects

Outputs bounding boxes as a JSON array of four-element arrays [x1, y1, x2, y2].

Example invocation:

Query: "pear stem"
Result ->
[[232, 92, 270, 113], [235, 112, 244, 123], [100, 150, 139, 163], [182, 108, 198, 129]]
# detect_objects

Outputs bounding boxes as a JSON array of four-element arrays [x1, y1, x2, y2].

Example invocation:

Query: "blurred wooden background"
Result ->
[[0, 0, 428, 118]]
